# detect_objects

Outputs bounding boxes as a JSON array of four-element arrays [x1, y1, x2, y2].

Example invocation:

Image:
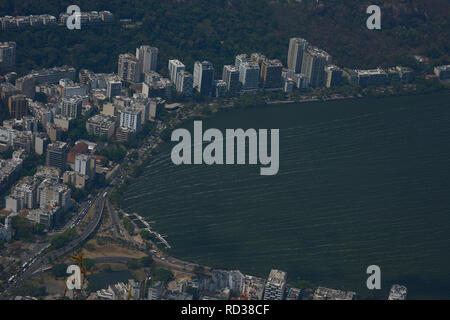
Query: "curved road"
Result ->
[[0, 187, 111, 299]]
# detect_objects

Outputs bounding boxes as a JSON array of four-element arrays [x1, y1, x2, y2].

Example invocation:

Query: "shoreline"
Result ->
[[109, 90, 450, 297]]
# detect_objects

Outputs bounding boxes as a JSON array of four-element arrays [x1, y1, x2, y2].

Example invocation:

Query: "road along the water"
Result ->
[[124, 93, 450, 299]]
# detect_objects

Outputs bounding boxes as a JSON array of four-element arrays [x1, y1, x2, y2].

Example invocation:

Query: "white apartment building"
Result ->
[[75, 153, 96, 179], [118, 53, 142, 83], [120, 107, 142, 133], [136, 45, 158, 73], [175, 70, 193, 96], [168, 59, 185, 84], [263, 269, 287, 300], [60, 96, 82, 119]]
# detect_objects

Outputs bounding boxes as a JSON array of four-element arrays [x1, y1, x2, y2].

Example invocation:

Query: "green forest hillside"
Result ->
[[0, 0, 448, 75]]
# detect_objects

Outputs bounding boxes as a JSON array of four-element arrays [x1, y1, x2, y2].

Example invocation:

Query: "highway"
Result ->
[[0, 186, 112, 299], [0, 126, 201, 299], [0, 110, 190, 299]]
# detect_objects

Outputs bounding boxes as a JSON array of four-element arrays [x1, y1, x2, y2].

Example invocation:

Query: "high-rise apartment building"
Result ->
[[1, 82, 19, 104], [287, 37, 308, 73], [8, 94, 28, 120], [30, 66, 76, 85], [324, 65, 343, 88], [59, 79, 87, 99], [222, 65, 241, 95], [168, 59, 185, 85], [301, 47, 332, 88], [175, 70, 193, 96], [239, 62, 260, 91], [136, 45, 158, 73], [193, 61, 214, 96], [118, 53, 142, 83], [86, 114, 116, 139], [60, 96, 82, 119], [75, 153, 96, 179], [293, 73, 310, 90], [15, 74, 35, 99], [251, 53, 267, 68], [120, 107, 142, 133], [37, 179, 71, 212], [0, 42, 16, 73], [261, 59, 283, 89], [213, 80, 227, 98], [46, 142, 69, 171], [106, 76, 122, 99], [235, 54, 250, 71], [263, 269, 287, 300]]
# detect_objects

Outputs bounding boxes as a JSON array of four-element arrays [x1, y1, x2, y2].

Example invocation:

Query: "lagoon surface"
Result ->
[[124, 93, 450, 299]]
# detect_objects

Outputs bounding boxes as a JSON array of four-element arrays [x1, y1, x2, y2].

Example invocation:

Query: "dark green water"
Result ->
[[124, 93, 450, 299], [88, 270, 134, 291]]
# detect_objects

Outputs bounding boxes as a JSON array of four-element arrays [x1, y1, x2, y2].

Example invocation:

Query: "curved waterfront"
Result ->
[[124, 93, 450, 299]]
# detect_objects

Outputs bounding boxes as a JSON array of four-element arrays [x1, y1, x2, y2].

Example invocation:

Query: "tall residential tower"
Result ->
[[301, 47, 332, 88], [136, 45, 158, 73], [193, 61, 214, 96], [287, 37, 308, 73]]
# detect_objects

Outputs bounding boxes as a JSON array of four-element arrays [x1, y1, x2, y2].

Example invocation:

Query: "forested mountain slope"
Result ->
[[0, 0, 448, 75]]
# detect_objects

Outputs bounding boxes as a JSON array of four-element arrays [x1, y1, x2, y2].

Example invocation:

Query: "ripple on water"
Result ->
[[124, 94, 450, 299]]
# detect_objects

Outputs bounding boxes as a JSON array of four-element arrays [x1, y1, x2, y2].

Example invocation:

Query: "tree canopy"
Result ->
[[0, 0, 448, 77]]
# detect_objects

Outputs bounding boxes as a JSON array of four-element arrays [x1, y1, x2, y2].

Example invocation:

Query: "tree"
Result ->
[[150, 269, 174, 285], [140, 230, 151, 240], [11, 216, 46, 242], [126, 259, 140, 270], [129, 151, 139, 161], [50, 228, 77, 249], [51, 263, 68, 279], [122, 217, 135, 234], [83, 258, 95, 271], [139, 256, 153, 268], [0, 148, 13, 160], [293, 280, 312, 290], [12, 282, 47, 298]]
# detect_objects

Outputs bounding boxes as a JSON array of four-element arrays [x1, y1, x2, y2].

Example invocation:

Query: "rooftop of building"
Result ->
[[263, 59, 283, 67], [325, 64, 342, 71], [0, 42, 16, 48], [169, 59, 185, 66], [236, 53, 249, 59], [307, 46, 331, 58], [119, 53, 139, 62], [30, 65, 76, 75], [177, 70, 192, 77], [314, 286, 356, 300], [435, 64, 450, 71], [47, 141, 68, 150], [290, 37, 308, 43], [87, 113, 116, 124], [241, 61, 260, 69], [354, 68, 387, 76], [388, 284, 407, 300], [75, 153, 93, 162], [196, 60, 214, 68], [266, 269, 287, 287], [224, 65, 239, 71]]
